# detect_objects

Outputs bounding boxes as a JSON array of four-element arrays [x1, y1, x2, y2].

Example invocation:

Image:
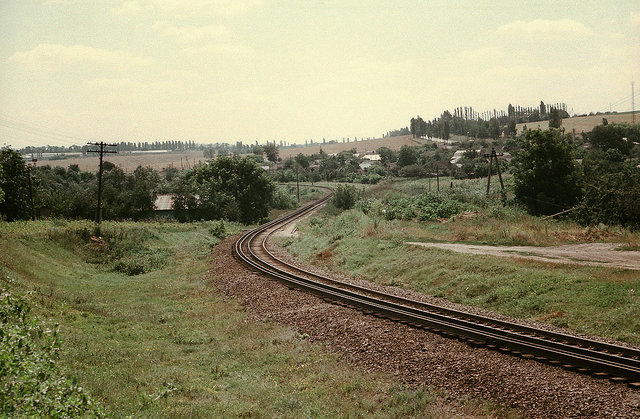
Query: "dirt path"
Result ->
[[406, 242, 640, 270]]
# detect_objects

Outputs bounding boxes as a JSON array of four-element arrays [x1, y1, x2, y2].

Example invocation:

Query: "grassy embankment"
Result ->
[[281, 178, 640, 345], [0, 216, 515, 417]]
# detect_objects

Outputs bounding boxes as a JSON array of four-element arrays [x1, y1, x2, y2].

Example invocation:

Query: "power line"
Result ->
[[0, 114, 88, 146], [595, 90, 640, 113]]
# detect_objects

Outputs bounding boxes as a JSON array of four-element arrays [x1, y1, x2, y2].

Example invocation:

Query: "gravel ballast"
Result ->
[[208, 236, 640, 418]]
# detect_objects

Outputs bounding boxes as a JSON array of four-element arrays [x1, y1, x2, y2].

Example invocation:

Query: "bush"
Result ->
[[384, 197, 418, 220], [270, 187, 298, 210], [112, 248, 172, 276], [398, 164, 426, 178], [208, 220, 226, 238], [332, 184, 357, 210], [0, 288, 104, 417], [361, 173, 383, 184], [414, 192, 462, 221], [382, 192, 465, 221]]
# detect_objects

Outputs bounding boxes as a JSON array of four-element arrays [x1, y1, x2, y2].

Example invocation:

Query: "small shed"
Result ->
[[150, 194, 175, 218]]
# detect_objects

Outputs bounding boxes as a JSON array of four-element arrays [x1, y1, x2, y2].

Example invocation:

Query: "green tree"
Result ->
[[397, 145, 418, 168], [31, 165, 94, 219], [263, 143, 279, 163], [587, 123, 638, 155], [122, 166, 160, 217], [0, 163, 5, 207], [376, 147, 396, 165], [512, 129, 582, 215], [410, 116, 427, 138], [332, 184, 357, 210], [294, 153, 310, 169], [548, 108, 562, 129], [458, 150, 490, 179], [0, 148, 30, 221], [577, 162, 640, 229], [443, 120, 450, 140], [172, 175, 199, 222], [189, 156, 275, 223], [489, 118, 500, 140]]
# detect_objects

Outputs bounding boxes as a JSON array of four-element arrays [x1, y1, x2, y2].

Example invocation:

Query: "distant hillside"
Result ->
[[516, 112, 638, 136], [43, 135, 421, 173], [278, 135, 421, 157], [43, 150, 207, 173]]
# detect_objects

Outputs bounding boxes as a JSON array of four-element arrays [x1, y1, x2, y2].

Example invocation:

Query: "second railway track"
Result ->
[[234, 186, 640, 388]]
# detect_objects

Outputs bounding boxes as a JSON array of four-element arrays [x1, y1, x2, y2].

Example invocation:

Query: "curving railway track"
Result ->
[[234, 186, 640, 388]]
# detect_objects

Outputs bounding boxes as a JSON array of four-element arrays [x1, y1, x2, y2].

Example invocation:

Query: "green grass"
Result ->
[[363, 177, 640, 248], [0, 219, 514, 417], [283, 208, 640, 345]]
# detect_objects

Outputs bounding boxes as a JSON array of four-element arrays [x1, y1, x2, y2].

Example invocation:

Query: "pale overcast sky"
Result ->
[[1, 1, 639, 148]]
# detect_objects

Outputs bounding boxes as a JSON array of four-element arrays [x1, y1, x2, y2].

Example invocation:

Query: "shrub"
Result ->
[[332, 184, 357, 210], [361, 173, 383, 184], [0, 288, 104, 417], [271, 187, 298, 210], [384, 197, 418, 220], [208, 220, 226, 238], [112, 248, 172, 276], [382, 192, 465, 221], [414, 192, 462, 221], [398, 164, 426, 178]]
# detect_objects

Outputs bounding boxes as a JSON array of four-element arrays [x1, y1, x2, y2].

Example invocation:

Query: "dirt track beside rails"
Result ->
[[209, 236, 640, 418], [407, 242, 640, 270]]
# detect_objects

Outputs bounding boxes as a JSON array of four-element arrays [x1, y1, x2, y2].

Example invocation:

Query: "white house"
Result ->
[[362, 154, 381, 161]]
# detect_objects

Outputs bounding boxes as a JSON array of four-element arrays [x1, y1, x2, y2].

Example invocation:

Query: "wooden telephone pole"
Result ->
[[87, 142, 117, 223], [484, 148, 504, 196]]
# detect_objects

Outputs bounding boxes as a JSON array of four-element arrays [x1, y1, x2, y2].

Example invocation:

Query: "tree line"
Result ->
[[409, 101, 570, 140], [512, 123, 640, 229], [0, 148, 277, 224]]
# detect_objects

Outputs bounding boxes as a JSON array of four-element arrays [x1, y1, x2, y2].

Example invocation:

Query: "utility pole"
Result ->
[[633, 81, 636, 124], [26, 162, 35, 221], [87, 142, 117, 223], [290, 154, 300, 202], [295, 165, 300, 202], [484, 148, 504, 196]]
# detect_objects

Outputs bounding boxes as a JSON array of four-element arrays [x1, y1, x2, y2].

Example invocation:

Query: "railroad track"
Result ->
[[234, 186, 640, 388]]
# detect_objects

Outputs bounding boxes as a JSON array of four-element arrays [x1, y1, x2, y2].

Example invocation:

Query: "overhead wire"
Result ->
[[596, 90, 640, 113], [0, 114, 88, 146]]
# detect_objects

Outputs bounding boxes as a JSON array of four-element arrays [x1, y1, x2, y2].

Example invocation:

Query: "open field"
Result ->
[[39, 150, 208, 173], [516, 111, 638, 136]]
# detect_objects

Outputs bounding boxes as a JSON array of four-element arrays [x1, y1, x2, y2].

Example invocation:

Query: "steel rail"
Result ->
[[233, 187, 640, 385]]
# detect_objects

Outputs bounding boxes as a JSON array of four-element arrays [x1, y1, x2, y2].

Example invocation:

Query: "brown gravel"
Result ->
[[207, 236, 640, 418]]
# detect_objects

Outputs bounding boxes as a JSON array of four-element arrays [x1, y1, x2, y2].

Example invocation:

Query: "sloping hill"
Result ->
[[43, 135, 421, 172], [516, 112, 637, 136], [278, 134, 421, 157]]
